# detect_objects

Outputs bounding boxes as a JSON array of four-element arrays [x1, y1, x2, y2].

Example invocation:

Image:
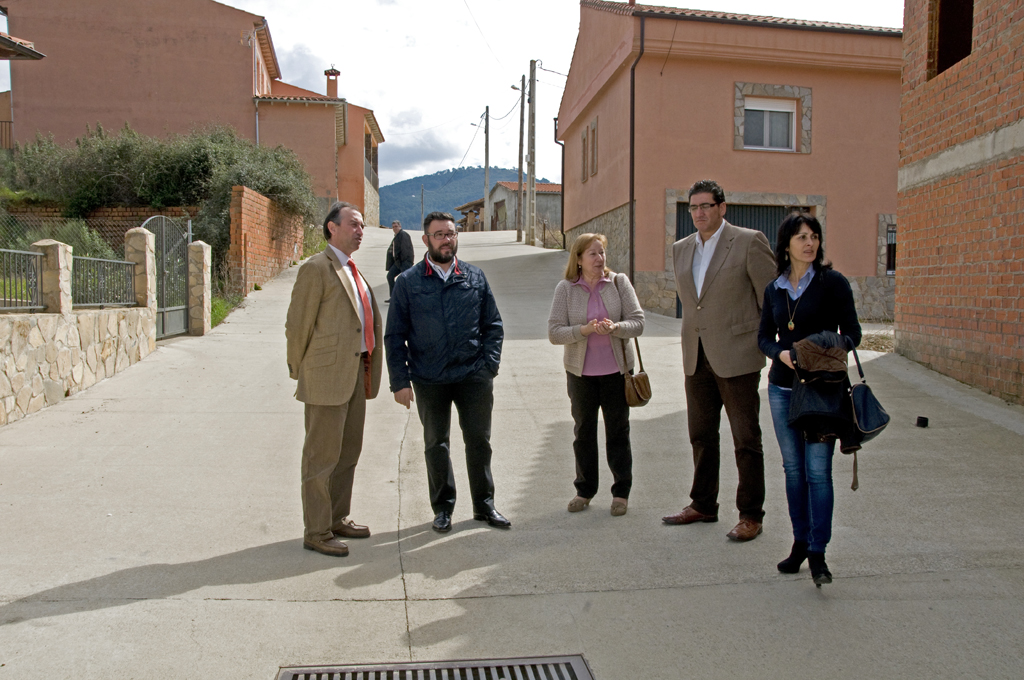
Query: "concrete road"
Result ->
[[1, 229, 1022, 679]]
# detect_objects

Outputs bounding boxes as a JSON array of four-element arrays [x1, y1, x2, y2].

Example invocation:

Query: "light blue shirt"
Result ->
[[774, 265, 816, 300]]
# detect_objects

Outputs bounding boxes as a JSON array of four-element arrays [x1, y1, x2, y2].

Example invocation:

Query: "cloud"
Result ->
[[389, 109, 423, 130], [275, 44, 328, 94], [378, 130, 463, 182]]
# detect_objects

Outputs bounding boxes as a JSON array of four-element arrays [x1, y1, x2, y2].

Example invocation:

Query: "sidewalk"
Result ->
[[1, 228, 1022, 679]]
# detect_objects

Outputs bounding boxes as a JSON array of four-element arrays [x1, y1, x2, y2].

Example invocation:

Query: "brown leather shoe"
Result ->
[[333, 518, 370, 539], [662, 506, 718, 525], [303, 536, 349, 556], [726, 519, 763, 541]]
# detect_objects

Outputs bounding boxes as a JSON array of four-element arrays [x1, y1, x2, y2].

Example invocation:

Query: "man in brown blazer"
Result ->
[[664, 180, 776, 541], [286, 201, 383, 557]]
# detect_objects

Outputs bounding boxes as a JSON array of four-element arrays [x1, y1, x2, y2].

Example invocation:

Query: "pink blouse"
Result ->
[[574, 277, 619, 376]]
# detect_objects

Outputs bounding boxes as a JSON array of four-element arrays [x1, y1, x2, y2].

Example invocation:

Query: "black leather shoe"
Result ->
[[473, 508, 511, 528], [432, 510, 452, 533]]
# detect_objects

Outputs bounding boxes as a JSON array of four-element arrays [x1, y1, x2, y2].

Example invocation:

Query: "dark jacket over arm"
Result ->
[[384, 258, 503, 391]]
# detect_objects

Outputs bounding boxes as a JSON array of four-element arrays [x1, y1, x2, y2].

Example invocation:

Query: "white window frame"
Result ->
[[743, 97, 797, 152]]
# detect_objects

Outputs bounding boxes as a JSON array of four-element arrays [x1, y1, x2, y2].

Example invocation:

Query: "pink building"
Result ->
[[5, 0, 383, 224], [557, 0, 902, 318]]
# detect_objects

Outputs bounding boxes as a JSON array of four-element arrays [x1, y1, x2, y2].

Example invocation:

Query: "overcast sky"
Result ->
[[1, 1, 904, 187]]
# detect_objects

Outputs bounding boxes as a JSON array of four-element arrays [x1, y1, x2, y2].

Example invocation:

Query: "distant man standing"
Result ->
[[385, 219, 414, 302], [385, 211, 509, 533], [663, 180, 776, 541], [286, 201, 382, 557]]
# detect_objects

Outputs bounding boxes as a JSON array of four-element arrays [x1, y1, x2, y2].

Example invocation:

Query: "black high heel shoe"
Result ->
[[807, 551, 832, 587], [777, 541, 808, 574]]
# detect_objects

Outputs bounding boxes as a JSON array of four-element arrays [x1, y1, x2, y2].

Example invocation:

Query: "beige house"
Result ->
[[557, 0, 902, 318], [5, 0, 383, 224]]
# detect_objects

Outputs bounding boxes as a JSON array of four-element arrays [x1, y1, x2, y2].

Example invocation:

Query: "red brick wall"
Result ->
[[5, 204, 198, 248], [897, 0, 1024, 404], [227, 186, 303, 295]]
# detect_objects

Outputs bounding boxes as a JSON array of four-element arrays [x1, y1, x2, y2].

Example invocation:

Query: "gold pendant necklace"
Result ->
[[785, 292, 802, 331]]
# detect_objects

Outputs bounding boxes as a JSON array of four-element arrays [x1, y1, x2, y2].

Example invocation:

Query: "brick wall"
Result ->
[[897, 0, 1024, 404], [227, 186, 303, 295], [6, 204, 197, 248]]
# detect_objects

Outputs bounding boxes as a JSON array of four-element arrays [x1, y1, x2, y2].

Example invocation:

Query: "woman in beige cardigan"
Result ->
[[548, 233, 645, 516]]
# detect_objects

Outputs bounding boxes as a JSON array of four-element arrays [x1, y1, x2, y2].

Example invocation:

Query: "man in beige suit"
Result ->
[[286, 201, 383, 557], [664, 180, 776, 541]]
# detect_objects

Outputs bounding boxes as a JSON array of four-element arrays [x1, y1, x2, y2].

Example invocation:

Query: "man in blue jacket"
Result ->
[[385, 211, 509, 533]]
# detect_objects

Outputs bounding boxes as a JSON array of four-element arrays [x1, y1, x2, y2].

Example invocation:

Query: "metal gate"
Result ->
[[675, 203, 792, 317], [142, 215, 190, 339]]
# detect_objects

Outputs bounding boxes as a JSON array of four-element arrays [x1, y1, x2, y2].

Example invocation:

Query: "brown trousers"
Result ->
[[301, 372, 366, 542], [685, 341, 765, 522]]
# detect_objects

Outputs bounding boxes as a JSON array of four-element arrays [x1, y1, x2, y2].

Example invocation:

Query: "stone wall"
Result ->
[[849, 276, 895, 322], [227, 186, 304, 295], [564, 203, 630, 274], [363, 184, 380, 229], [1, 229, 157, 426]]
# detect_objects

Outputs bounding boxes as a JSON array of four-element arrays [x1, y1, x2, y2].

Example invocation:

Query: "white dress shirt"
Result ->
[[328, 243, 368, 353], [692, 223, 726, 296]]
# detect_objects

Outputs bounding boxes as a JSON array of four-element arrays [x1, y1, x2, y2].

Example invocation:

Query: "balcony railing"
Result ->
[[0, 121, 12, 150], [71, 256, 136, 308], [364, 157, 379, 192], [0, 249, 44, 311]]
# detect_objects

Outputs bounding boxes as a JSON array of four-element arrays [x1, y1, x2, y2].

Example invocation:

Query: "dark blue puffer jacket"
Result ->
[[384, 257, 503, 390]]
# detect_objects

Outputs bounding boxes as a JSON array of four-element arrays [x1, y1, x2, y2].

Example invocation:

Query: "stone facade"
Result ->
[[564, 203, 630, 274], [362, 183, 380, 230], [188, 241, 212, 336], [1, 231, 157, 427]]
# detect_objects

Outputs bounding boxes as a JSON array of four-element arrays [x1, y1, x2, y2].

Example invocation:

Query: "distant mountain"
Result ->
[[379, 166, 551, 230]]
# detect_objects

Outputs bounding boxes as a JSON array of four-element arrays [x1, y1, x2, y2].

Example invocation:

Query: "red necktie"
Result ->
[[347, 258, 374, 356]]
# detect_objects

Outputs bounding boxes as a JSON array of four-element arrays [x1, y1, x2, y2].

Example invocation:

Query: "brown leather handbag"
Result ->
[[622, 337, 651, 407]]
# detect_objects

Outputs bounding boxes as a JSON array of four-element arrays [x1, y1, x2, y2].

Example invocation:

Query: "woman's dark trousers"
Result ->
[[567, 371, 633, 499]]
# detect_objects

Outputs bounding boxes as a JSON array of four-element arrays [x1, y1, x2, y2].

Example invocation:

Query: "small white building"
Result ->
[[488, 181, 563, 233]]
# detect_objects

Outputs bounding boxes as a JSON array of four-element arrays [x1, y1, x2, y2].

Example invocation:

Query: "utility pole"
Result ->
[[420, 184, 424, 228], [484, 105, 490, 231], [527, 60, 537, 245], [516, 75, 525, 242]]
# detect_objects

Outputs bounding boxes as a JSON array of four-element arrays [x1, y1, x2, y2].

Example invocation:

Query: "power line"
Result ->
[[462, 0, 503, 68], [537, 64, 568, 78], [425, 113, 485, 193], [490, 94, 522, 121]]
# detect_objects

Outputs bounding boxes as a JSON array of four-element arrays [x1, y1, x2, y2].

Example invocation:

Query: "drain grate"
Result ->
[[276, 655, 595, 680]]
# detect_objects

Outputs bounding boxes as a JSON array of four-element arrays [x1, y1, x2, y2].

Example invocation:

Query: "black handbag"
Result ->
[[841, 345, 890, 491], [848, 346, 890, 443]]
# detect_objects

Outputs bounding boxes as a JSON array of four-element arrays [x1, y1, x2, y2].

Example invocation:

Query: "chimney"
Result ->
[[325, 66, 340, 98]]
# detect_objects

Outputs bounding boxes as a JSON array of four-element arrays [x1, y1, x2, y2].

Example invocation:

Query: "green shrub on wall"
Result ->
[[3, 124, 319, 273]]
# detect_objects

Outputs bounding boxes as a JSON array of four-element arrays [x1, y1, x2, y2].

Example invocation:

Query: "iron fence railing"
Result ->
[[71, 256, 136, 308], [0, 248, 44, 311]]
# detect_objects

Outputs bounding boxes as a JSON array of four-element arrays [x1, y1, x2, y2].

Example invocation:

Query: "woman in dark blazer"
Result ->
[[757, 213, 861, 586]]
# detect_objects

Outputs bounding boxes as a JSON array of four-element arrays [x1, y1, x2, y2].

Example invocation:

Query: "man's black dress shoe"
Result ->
[[473, 508, 511, 528], [432, 510, 452, 533]]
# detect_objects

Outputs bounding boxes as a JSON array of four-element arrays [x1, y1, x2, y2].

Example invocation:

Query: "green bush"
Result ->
[[13, 219, 118, 259], [5, 124, 319, 275]]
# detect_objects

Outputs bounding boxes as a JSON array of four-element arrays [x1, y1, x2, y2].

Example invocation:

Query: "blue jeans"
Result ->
[[768, 384, 835, 552]]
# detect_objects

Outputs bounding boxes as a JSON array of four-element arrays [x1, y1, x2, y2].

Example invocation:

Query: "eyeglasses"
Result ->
[[428, 231, 458, 242], [688, 202, 720, 214]]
